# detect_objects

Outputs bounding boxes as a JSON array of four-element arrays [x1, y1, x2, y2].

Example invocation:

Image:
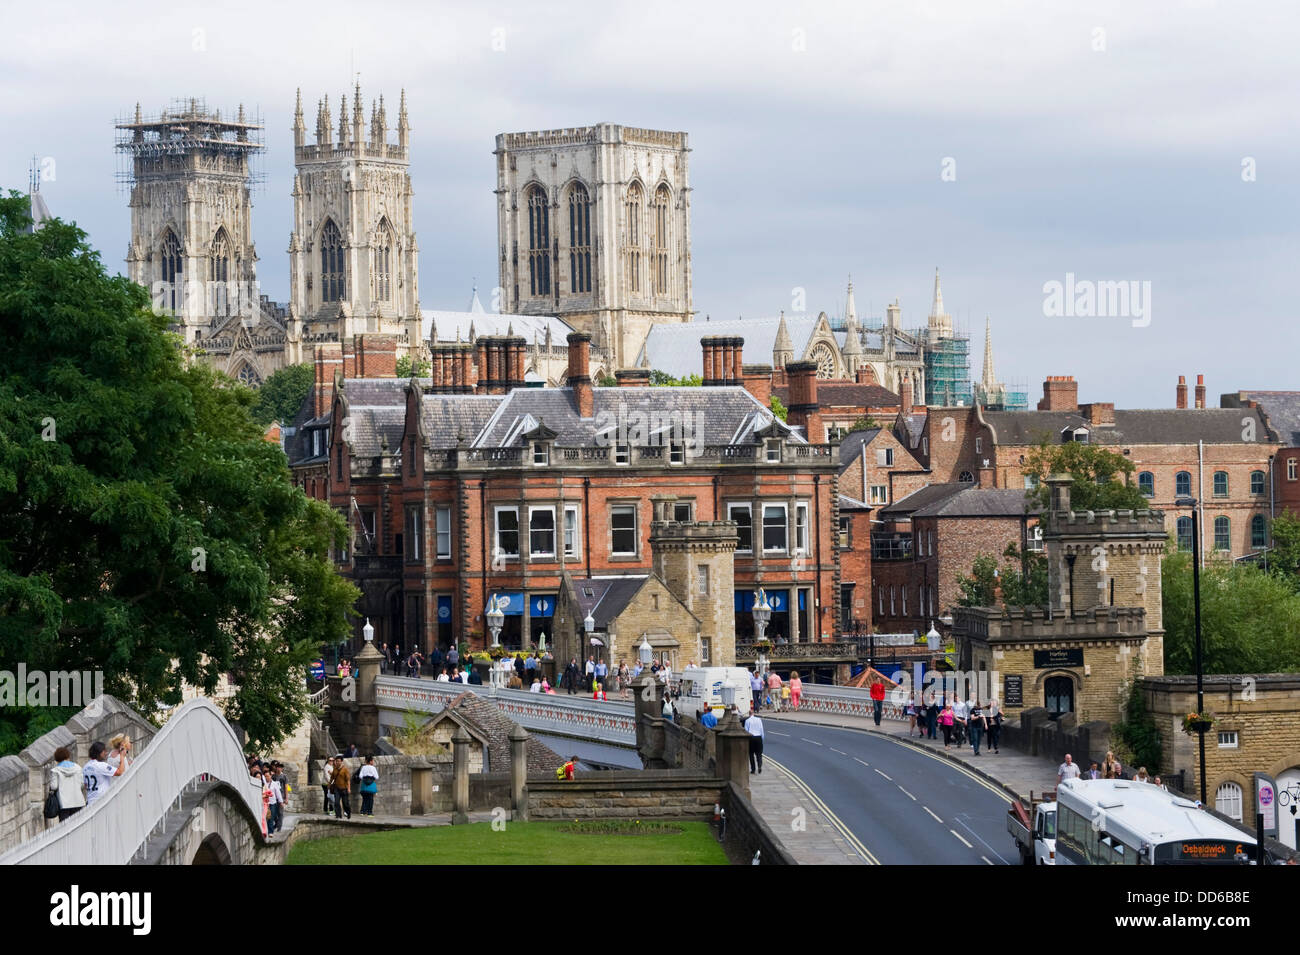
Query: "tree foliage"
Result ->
[[1113, 677, 1162, 773], [0, 192, 358, 753], [395, 355, 430, 379], [1266, 511, 1300, 580], [849, 415, 880, 432], [250, 362, 314, 427], [955, 542, 1048, 608], [649, 369, 703, 387], [1023, 438, 1149, 512], [1161, 549, 1300, 675], [769, 395, 788, 422]]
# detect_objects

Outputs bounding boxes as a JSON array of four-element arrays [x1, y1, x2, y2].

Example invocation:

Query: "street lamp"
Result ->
[[752, 588, 772, 644], [638, 635, 653, 669], [538, 631, 546, 653], [1175, 496, 1208, 805], [486, 595, 504, 649], [363, 618, 374, 643]]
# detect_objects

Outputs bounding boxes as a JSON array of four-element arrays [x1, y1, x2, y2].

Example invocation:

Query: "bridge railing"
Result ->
[[374, 675, 637, 745], [0, 698, 261, 866], [791, 683, 907, 722]]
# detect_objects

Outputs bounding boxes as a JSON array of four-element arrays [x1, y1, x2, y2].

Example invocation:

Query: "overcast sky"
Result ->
[[5, 0, 1296, 407]]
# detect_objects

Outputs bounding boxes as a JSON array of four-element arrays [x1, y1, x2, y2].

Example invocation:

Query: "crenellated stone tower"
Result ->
[[494, 124, 692, 370], [649, 503, 738, 667], [287, 86, 420, 362]]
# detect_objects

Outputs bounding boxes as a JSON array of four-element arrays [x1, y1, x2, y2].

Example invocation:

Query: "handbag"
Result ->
[[44, 788, 61, 819]]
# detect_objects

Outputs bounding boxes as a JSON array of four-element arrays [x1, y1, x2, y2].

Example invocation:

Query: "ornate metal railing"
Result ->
[[735, 641, 859, 661]]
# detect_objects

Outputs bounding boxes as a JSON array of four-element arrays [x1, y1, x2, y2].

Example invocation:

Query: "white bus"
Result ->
[[1055, 779, 1257, 865]]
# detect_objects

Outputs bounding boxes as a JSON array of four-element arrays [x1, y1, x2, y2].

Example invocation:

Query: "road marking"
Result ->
[[878, 736, 1014, 802], [898, 786, 916, 801], [801, 738, 824, 746], [766, 757, 880, 865], [769, 731, 791, 737], [950, 829, 973, 849], [874, 769, 892, 781], [954, 815, 1013, 865], [982, 855, 994, 865], [924, 806, 944, 823], [830, 747, 847, 755], [854, 758, 870, 768]]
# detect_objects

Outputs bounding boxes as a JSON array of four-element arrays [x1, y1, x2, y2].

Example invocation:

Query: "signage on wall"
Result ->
[[1033, 648, 1083, 668], [1003, 674, 1023, 707], [1255, 773, 1278, 837]]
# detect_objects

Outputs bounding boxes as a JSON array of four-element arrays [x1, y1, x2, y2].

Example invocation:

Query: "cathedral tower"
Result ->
[[289, 86, 420, 360], [118, 99, 264, 348], [494, 123, 692, 370]]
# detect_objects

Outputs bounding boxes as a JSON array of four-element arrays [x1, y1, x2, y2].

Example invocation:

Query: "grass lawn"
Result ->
[[286, 820, 729, 865]]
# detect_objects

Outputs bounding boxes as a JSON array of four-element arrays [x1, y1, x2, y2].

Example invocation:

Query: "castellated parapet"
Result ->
[[649, 515, 738, 667]]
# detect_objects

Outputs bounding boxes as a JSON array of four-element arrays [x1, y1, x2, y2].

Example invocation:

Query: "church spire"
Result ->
[[337, 93, 349, 145], [293, 88, 306, 148], [929, 267, 944, 319], [773, 310, 794, 368], [398, 89, 409, 151], [982, 315, 997, 388], [927, 267, 952, 341], [352, 80, 364, 145], [844, 275, 859, 329]]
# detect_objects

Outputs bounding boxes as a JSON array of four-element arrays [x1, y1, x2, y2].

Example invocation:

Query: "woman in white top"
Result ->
[[108, 733, 133, 774]]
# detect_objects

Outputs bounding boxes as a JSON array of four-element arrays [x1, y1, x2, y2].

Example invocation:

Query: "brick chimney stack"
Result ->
[[701, 337, 717, 385], [742, 363, 772, 406], [1195, 374, 1206, 409], [900, 374, 914, 414], [568, 332, 594, 418], [1176, 375, 1188, 410], [785, 360, 822, 442], [1037, 375, 1078, 412], [313, 343, 343, 417], [730, 337, 744, 383], [615, 369, 650, 387]]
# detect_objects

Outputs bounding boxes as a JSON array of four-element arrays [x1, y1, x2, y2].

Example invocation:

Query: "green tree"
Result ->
[[0, 192, 358, 753], [957, 554, 1000, 606], [395, 355, 430, 379], [1161, 549, 1300, 674], [250, 362, 314, 427], [1266, 510, 1300, 582], [1022, 438, 1148, 512], [649, 369, 703, 387], [956, 542, 1048, 608], [769, 395, 788, 422], [849, 415, 880, 432], [1112, 677, 1162, 773], [596, 373, 617, 387]]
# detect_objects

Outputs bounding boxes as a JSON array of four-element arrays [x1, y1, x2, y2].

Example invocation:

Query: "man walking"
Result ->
[[750, 669, 763, 713], [870, 678, 886, 726], [331, 756, 352, 819], [744, 710, 765, 774], [1057, 753, 1081, 787]]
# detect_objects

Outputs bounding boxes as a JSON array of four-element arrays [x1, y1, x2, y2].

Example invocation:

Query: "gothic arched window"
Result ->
[[210, 228, 231, 316], [568, 184, 592, 294], [527, 185, 550, 296], [624, 182, 643, 294], [160, 228, 183, 313], [374, 218, 393, 303], [320, 218, 345, 303], [652, 184, 671, 295], [235, 363, 261, 387]]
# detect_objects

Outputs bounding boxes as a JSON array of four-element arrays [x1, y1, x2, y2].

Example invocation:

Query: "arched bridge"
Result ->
[[0, 699, 266, 866]]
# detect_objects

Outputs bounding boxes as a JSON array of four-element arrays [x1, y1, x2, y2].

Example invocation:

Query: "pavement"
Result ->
[[766, 709, 1061, 805], [746, 757, 868, 865]]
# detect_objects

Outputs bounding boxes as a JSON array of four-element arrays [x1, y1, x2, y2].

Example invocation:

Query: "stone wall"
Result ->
[[527, 770, 721, 820], [999, 706, 1111, 777], [721, 780, 796, 865], [1141, 674, 1300, 815]]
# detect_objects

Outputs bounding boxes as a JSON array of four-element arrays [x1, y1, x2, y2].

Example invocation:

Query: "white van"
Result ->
[[675, 667, 754, 721]]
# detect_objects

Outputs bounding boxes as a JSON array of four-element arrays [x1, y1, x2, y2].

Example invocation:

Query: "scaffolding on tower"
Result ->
[[114, 97, 265, 193]]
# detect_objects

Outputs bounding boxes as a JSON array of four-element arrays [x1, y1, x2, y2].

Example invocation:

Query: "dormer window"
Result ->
[[765, 439, 781, 463], [533, 441, 549, 466], [615, 443, 630, 466], [1062, 426, 1090, 444], [669, 442, 685, 465]]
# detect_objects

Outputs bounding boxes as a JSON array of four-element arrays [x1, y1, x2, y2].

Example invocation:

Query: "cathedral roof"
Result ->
[[640, 314, 822, 378], [421, 308, 572, 345]]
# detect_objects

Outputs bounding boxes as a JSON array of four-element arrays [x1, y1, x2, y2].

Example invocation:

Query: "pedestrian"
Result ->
[[906, 701, 919, 736], [926, 697, 939, 740], [108, 733, 133, 774], [254, 764, 270, 837], [1134, 766, 1150, 784], [1087, 762, 1101, 780], [514, 653, 527, 685], [595, 658, 608, 690], [789, 671, 803, 710], [986, 698, 1003, 753], [662, 695, 676, 721], [745, 710, 765, 774], [1102, 751, 1121, 779], [530, 678, 542, 693], [557, 756, 576, 781], [750, 669, 763, 713], [468, 666, 483, 686], [767, 669, 783, 714], [321, 755, 334, 813], [358, 756, 378, 816], [48, 747, 86, 822], [952, 695, 968, 747], [939, 703, 955, 748], [347, 743, 359, 759], [968, 698, 986, 755], [563, 658, 579, 694], [428, 645, 444, 678], [446, 645, 459, 671], [380, 642, 390, 674], [268, 762, 286, 833], [331, 756, 352, 819], [870, 679, 885, 726], [700, 704, 718, 729], [585, 656, 595, 688], [525, 653, 538, 680], [1057, 753, 1082, 786], [82, 741, 121, 807]]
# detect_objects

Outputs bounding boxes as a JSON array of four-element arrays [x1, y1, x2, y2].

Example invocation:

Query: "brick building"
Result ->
[[837, 494, 872, 635], [288, 333, 842, 660], [904, 375, 1276, 561]]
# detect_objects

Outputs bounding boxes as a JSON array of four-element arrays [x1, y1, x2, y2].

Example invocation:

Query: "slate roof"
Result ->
[[444, 692, 562, 773], [467, 386, 799, 449], [909, 487, 1038, 519], [981, 408, 1270, 448], [837, 429, 882, 467], [1226, 391, 1300, 445], [773, 381, 901, 409], [838, 493, 871, 511], [418, 394, 507, 449], [878, 482, 973, 519], [568, 576, 651, 630]]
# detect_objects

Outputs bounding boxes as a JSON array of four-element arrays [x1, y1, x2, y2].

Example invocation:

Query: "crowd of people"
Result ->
[[1057, 751, 1170, 790], [44, 734, 134, 824], [904, 696, 1005, 755]]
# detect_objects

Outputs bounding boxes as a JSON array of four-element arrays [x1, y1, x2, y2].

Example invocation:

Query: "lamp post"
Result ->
[[1176, 496, 1207, 804], [926, 621, 942, 703], [752, 588, 772, 644], [363, 618, 374, 643], [639, 635, 653, 670], [486, 595, 504, 649]]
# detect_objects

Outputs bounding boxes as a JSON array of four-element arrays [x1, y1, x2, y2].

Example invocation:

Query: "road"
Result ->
[[764, 720, 1016, 864]]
